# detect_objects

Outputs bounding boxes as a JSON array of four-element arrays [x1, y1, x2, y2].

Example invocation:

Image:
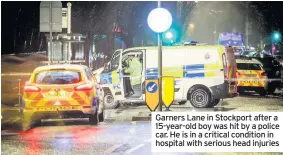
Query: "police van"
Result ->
[[98, 45, 238, 108]]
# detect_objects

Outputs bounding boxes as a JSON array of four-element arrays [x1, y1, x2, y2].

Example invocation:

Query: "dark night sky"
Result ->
[[2, 1, 283, 55]]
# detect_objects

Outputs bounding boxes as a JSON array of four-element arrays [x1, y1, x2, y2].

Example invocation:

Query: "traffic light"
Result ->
[[161, 24, 182, 45], [272, 46, 276, 51], [165, 31, 173, 39], [272, 31, 281, 42]]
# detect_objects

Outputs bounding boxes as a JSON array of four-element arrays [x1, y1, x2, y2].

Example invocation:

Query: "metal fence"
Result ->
[[1, 75, 30, 107]]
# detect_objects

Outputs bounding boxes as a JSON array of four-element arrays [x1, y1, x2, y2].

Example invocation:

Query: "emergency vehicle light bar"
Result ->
[[40, 60, 86, 64], [183, 42, 207, 46]]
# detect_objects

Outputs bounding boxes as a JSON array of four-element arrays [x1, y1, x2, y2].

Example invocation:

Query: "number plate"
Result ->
[[36, 106, 78, 111], [47, 92, 58, 97], [46, 92, 67, 97], [242, 80, 260, 84], [245, 74, 257, 77]]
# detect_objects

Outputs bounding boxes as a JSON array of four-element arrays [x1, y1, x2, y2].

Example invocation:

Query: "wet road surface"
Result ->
[[2, 92, 283, 155]]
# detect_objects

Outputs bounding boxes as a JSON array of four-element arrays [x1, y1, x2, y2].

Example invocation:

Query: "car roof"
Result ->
[[123, 45, 224, 52], [34, 64, 88, 72], [236, 59, 261, 64]]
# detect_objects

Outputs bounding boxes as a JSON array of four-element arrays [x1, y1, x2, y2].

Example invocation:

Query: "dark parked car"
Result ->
[[249, 55, 282, 93]]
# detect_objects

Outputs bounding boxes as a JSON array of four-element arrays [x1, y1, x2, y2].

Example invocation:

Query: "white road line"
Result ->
[[104, 144, 123, 154], [125, 144, 145, 154]]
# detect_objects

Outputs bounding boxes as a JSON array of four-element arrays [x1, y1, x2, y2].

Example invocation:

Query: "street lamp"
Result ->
[[147, 8, 172, 33], [147, 2, 172, 111]]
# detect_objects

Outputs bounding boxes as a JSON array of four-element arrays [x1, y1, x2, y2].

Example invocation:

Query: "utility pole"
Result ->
[[245, 3, 249, 47], [49, 1, 53, 64], [67, 2, 72, 61]]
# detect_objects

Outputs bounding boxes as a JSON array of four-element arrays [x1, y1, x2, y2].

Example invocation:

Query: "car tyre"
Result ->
[[103, 91, 119, 109], [237, 88, 245, 95], [178, 101, 187, 105], [267, 83, 276, 94], [98, 111, 104, 122], [21, 112, 32, 131], [258, 89, 266, 96], [189, 87, 211, 108], [89, 112, 98, 125], [209, 99, 220, 107]]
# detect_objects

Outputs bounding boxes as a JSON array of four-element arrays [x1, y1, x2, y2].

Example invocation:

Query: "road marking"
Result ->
[[125, 144, 145, 154], [104, 144, 123, 154]]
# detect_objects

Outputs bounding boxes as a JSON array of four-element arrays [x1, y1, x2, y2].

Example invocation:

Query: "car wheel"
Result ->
[[258, 89, 266, 96], [189, 87, 211, 108], [21, 112, 33, 131], [209, 99, 220, 107], [98, 111, 104, 122], [237, 88, 244, 95], [89, 112, 98, 125], [178, 101, 187, 105], [103, 91, 119, 109], [267, 83, 276, 94]]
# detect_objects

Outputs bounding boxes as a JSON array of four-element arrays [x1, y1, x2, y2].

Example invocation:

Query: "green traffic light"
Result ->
[[161, 24, 182, 45], [165, 32, 173, 39], [272, 31, 281, 42]]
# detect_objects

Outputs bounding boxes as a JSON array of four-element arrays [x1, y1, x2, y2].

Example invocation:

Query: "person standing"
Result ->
[[124, 54, 142, 97]]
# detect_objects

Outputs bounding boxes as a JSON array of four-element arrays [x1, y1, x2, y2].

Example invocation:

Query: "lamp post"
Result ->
[[147, 2, 172, 111]]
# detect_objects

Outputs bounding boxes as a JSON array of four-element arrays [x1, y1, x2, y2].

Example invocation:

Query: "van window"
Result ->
[[110, 51, 121, 71]]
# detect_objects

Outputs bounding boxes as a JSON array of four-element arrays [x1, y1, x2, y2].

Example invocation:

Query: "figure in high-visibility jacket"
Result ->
[[124, 54, 142, 96]]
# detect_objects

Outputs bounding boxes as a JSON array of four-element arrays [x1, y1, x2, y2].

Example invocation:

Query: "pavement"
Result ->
[[1, 91, 283, 155]]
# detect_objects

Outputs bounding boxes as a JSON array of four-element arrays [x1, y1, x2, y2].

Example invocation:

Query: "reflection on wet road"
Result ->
[[2, 92, 283, 155]]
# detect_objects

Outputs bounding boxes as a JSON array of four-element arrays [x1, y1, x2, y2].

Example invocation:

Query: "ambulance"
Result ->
[[99, 45, 238, 108]]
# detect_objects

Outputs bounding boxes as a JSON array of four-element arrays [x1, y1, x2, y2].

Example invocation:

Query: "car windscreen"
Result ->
[[34, 70, 82, 85], [237, 63, 261, 70]]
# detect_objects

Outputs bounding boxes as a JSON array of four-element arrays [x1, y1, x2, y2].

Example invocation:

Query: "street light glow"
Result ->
[[165, 31, 173, 39], [274, 33, 279, 39], [147, 8, 172, 33]]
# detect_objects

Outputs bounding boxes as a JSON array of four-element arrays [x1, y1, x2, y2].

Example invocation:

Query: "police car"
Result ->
[[236, 59, 268, 96], [21, 63, 104, 130]]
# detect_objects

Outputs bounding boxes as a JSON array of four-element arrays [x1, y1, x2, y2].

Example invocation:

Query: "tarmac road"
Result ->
[[1, 91, 283, 155]]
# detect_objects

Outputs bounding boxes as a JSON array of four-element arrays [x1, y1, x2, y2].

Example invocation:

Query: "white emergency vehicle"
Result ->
[[98, 45, 238, 108]]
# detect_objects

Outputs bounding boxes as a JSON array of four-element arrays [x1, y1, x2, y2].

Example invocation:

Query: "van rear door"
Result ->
[[225, 47, 238, 96]]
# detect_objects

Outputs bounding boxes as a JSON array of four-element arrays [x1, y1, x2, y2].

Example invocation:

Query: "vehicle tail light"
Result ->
[[24, 86, 41, 92], [74, 84, 93, 91], [261, 72, 267, 76]]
